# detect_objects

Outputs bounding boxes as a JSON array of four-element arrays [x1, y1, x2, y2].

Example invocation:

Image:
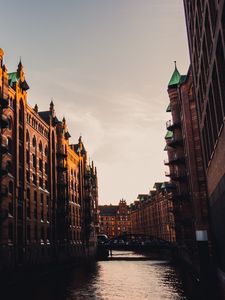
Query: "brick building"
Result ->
[[130, 183, 176, 243], [165, 63, 209, 261], [99, 199, 131, 238], [183, 0, 225, 278], [0, 49, 99, 271]]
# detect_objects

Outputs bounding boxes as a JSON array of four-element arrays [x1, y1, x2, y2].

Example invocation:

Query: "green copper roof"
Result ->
[[168, 63, 181, 87], [180, 75, 187, 84], [153, 182, 163, 189], [166, 103, 171, 112], [165, 130, 173, 139], [8, 72, 19, 86]]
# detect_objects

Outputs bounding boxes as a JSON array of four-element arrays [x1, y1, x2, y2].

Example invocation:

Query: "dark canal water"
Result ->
[[3, 251, 214, 300]]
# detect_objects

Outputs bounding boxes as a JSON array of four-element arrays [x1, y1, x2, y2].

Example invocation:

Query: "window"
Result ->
[[8, 223, 13, 241], [32, 136, 36, 148], [39, 177, 43, 188], [27, 199, 30, 218], [19, 100, 24, 124], [32, 154, 37, 168], [8, 201, 13, 216], [26, 170, 30, 182], [45, 162, 48, 175], [39, 159, 43, 172], [45, 146, 48, 156], [41, 194, 44, 204], [8, 118, 12, 130], [6, 161, 12, 174], [26, 149, 29, 164], [26, 131, 30, 142], [27, 188, 30, 200], [19, 127, 23, 141], [8, 181, 13, 194], [8, 137, 13, 154], [32, 174, 37, 185], [39, 141, 43, 152]]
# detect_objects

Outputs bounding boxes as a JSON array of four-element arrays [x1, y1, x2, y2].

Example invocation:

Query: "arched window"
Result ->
[[19, 99, 24, 124], [32, 136, 36, 148], [39, 141, 43, 152], [45, 146, 48, 156], [26, 131, 30, 143], [6, 160, 12, 174], [8, 118, 12, 130], [19, 127, 23, 141]]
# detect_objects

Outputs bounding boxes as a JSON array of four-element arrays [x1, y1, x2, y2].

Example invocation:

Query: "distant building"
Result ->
[[183, 0, 225, 278], [0, 49, 99, 271], [99, 199, 131, 238], [130, 183, 176, 243]]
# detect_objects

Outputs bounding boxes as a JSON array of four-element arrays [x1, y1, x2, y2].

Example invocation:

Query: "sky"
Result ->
[[0, 0, 189, 204]]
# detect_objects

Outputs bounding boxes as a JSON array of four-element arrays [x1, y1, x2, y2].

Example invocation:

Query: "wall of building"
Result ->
[[0, 50, 99, 271], [184, 0, 225, 273]]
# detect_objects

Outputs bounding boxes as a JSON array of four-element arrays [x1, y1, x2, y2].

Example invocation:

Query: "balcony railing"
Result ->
[[165, 170, 187, 181], [167, 137, 183, 148], [166, 119, 181, 131], [164, 155, 185, 166]]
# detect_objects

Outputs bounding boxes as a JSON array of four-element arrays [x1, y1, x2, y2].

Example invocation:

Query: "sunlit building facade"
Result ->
[[0, 49, 99, 271]]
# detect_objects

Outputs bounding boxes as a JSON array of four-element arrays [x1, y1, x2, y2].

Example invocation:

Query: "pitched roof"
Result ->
[[166, 103, 171, 112], [38, 111, 59, 124], [8, 72, 19, 87], [168, 66, 181, 87], [165, 130, 173, 139], [99, 205, 118, 216]]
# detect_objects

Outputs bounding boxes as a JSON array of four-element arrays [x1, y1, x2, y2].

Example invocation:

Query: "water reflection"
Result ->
[[5, 251, 187, 300]]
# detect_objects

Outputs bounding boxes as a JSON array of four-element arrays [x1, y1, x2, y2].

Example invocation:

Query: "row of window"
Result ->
[[27, 114, 48, 138]]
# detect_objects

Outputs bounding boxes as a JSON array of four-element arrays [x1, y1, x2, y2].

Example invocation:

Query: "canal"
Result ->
[[2, 251, 218, 300]]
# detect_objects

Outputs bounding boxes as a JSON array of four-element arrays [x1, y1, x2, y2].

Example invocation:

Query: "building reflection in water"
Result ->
[[5, 252, 187, 300]]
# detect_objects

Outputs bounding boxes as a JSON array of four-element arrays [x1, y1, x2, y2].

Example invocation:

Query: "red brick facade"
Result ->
[[0, 50, 99, 271], [130, 184, 176, 243], [99, 200, 131, 238], [165, 65, 209, 258]]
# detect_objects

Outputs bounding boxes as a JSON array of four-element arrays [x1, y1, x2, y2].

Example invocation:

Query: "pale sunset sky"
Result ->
[[0, 0, 189, 204]]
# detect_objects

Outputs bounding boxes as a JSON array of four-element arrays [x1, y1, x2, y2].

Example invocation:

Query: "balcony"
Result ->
[[166, 120, 181, 131], [165, 182, 176, 190], [167, 137, 183, 148], [0, 97, 9, 109], [165, 171, 187, 181], [164, 155, 185, 166], [164, 159, 170, 166], [0, 114, 9, 129], [0, 135, 8, 154]]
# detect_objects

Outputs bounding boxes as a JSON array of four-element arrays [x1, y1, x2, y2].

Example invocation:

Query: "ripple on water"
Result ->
[[68, 252, 187, 300]]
